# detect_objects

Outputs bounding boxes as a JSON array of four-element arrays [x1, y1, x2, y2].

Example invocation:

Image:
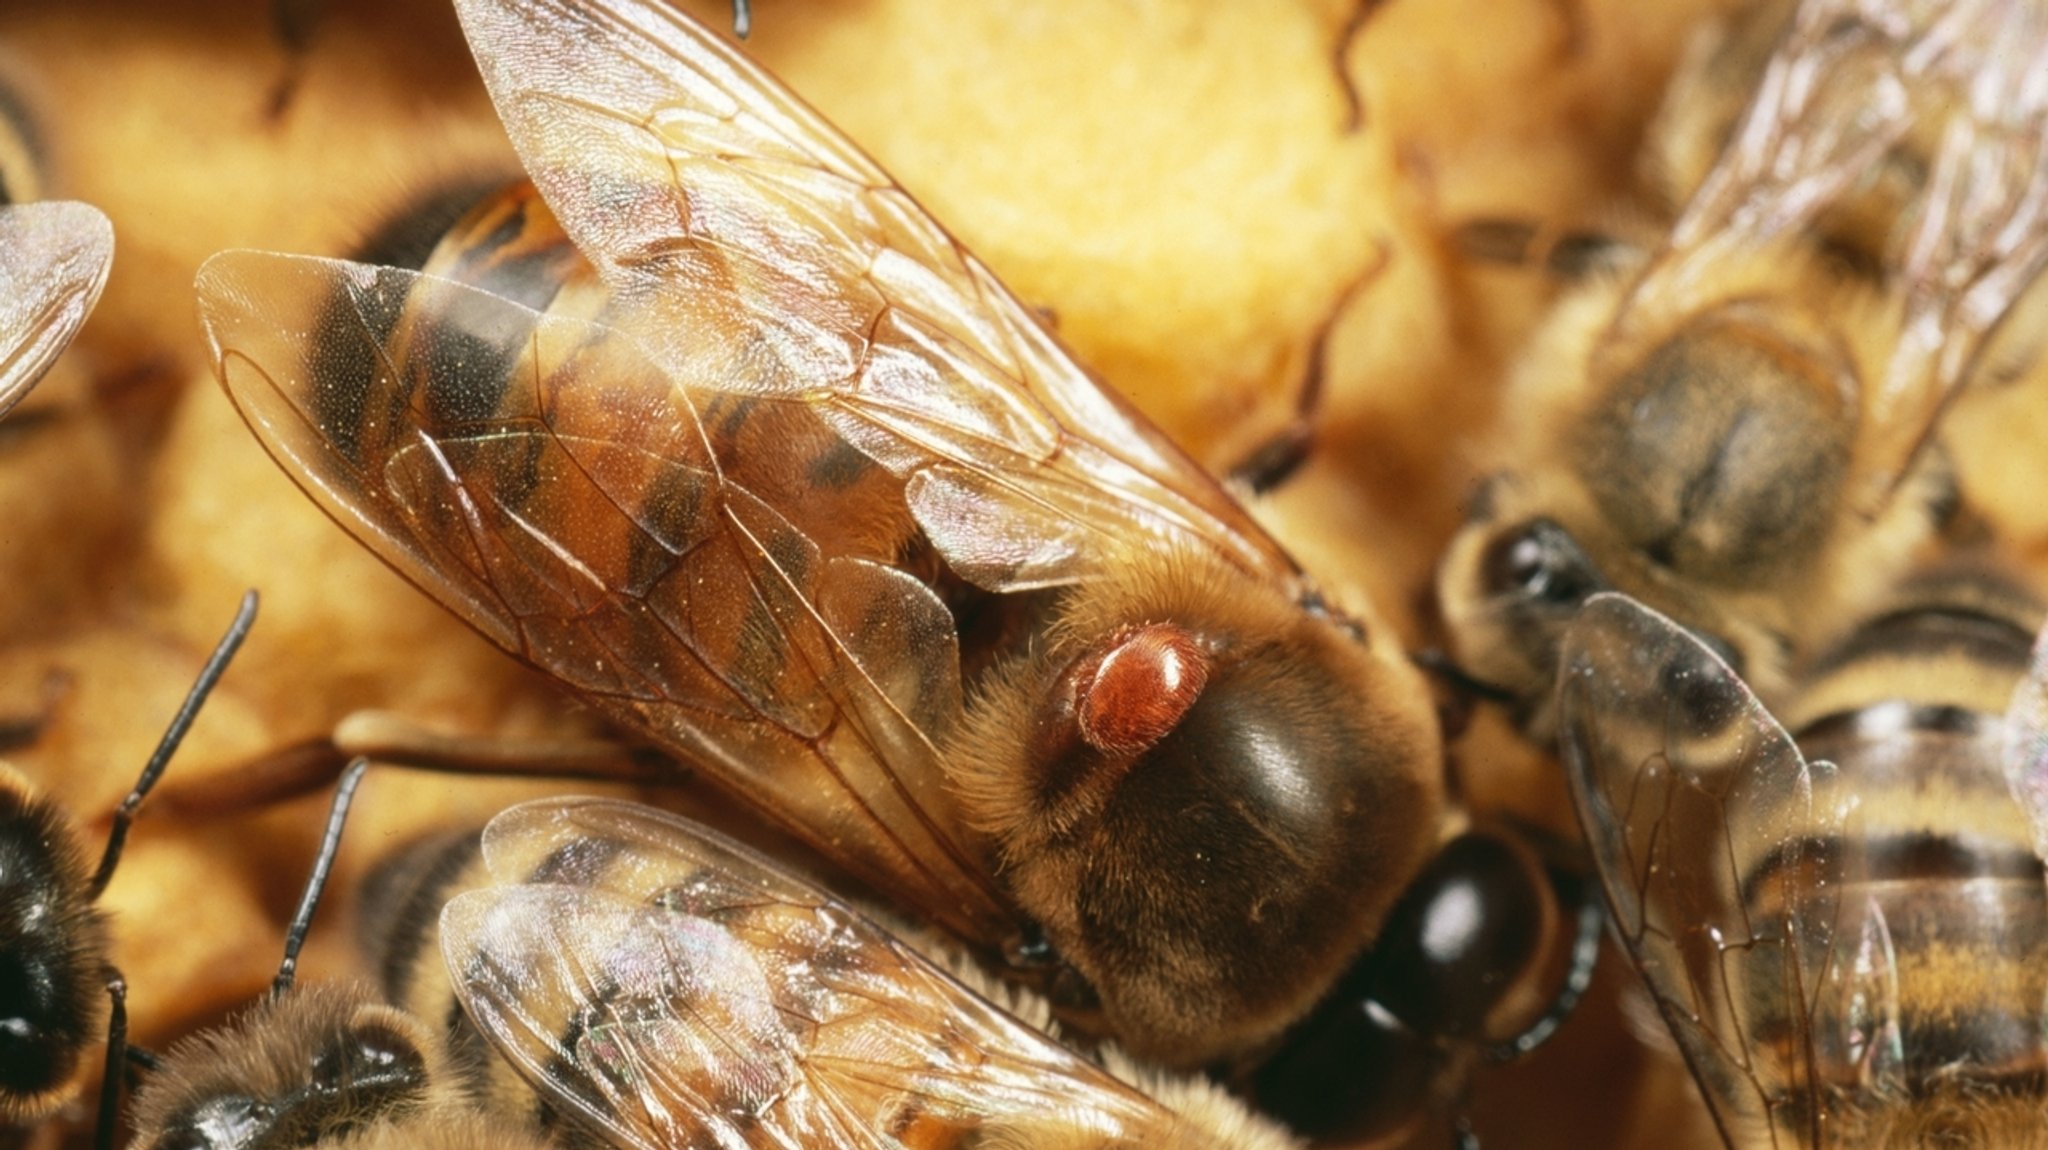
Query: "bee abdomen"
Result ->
[[358, 830, 483, 1010]]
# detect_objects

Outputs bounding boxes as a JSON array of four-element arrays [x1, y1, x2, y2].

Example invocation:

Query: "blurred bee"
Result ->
[[190, 0, 1595, 1141], [0, 592, 256, 1130], [371, 795, 1301, 1149], [0, 65, 113, 418], [1436, 0, 2048, 733], [120, 759, 554, 1150], [0, 153, 111, 422], [0, 198, 111, 419], [1556, 566, 2048, 1148]]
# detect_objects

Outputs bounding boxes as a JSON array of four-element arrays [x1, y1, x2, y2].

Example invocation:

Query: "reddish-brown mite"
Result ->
[[1074, 623, 1211, 757]]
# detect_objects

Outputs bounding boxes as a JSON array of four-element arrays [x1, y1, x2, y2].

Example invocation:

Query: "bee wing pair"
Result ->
[[1559, 593, 2048, 1149], [0, 200, 113, 416], [1647, 0, 2048, 499], [449, 0, 1294, 591], [440, 797, 1183, 1148], [195, 0, 1300, 951]]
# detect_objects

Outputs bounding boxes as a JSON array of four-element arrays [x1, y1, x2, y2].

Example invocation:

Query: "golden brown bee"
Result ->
[[1436, 0, 2048, 733], [122, 760, 555, 1150], [0, 592, 255, 1127], [1556, 564, 2048, 1149], [373, 795, 1302, 1150], [187, 0, 1597, 1141]]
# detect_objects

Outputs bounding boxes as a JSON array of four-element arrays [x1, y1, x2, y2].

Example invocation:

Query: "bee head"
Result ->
[[129, 985, 445, 1150]]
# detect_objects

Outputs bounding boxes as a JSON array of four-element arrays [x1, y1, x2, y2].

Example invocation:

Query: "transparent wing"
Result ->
[[1649, 0, 2048, 497], [1869, 0, 2048, 493], [2002, 616, 2048, 868], [448, 0, 1299, 593], [196, 251, 1016, 947], [1557, 593, 1852, 1150], [441, 797, 1178, 1150], [0, 201, 113, 417]]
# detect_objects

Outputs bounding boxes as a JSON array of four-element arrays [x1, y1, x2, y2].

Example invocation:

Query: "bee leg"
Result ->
[[731, 0, 751, 39], [1226, 425, 1317, 500], [150, 712, 680, 821], [1452, 218, 1623, 279], [146, 736, 354, 819], [88, 590, 259, 899], [1411, 647, 1517, 704], [1224, 243, 1388, 497], [92, 977, 129, 1150]]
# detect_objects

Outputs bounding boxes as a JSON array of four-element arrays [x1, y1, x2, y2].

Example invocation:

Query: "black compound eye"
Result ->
[[1249, 832, 1560, 1144], [309, 1020, 427, 1095], [1363, 832, 1550, 1042], [155, 1096, 272, 1150], [1481, 519, 1604, 607]]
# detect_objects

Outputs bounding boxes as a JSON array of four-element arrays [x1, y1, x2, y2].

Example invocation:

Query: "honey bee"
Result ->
[[1556, 568, 2048, 1148], [133, 780, 1297, 1150], [0, 591, 256, 1128], [121, 759, 555, 1150], [374, 795, 1300, 1149], [189, 0, 1595, 1140], [0, 199, 113, 420], [1436, 0, 2048, 733]]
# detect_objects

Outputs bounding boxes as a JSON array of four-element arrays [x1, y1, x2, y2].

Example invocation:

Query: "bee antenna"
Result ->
[[93, 977, 130, 1150], [89, 589, 261, 900], [271, 756, 369, 1000], [731, 0, 750, 38], [1409, 648, 1516, 705]]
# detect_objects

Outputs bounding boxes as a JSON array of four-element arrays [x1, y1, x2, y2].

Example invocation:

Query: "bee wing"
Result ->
[[196, 251, 1016, 947], [0, 201, 113, 417], [2002, 617, 2048, 868], [1657, 0, 2048, 497], [1557, 593, 1852, 1150], [1868, 0, 2048, 492], [1666, 0, 1972, 260], [447, 0, 1299, 593], [440, 797, 1178, 1150]]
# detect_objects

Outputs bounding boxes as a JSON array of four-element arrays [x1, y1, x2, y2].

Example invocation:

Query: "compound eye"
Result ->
[[1365, 832, 1551, 1041], [1481, 519, 1604, 607], [154, 1096, 272, 1150], [310, 1019, 428, 1096], [1249, 832, 1559, 1144]]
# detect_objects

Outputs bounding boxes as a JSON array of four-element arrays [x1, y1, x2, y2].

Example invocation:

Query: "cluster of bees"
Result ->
[[4, 0, 2048, 1147]]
